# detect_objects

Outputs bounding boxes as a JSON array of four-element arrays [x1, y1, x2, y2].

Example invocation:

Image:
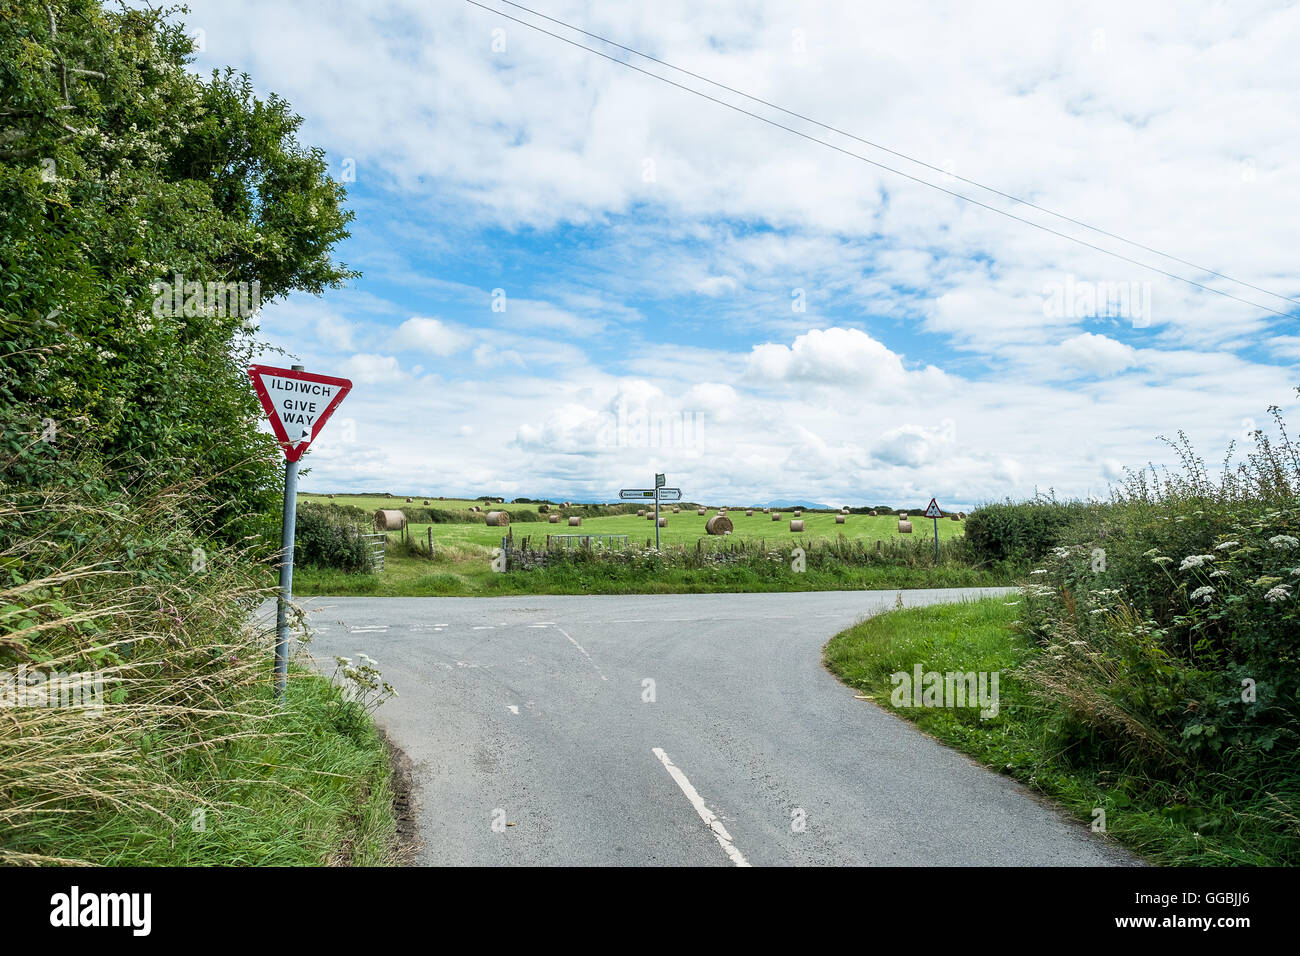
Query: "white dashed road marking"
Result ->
[[652, 747, 750, 867]]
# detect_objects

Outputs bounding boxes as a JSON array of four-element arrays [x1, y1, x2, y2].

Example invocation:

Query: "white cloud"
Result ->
[[392, 317, 471, 356], [340, 353, 405, 384], [1058, 332, 1140, 376]]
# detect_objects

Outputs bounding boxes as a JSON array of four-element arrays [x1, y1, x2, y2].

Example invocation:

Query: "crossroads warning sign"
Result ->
[[248, 364, 352, 462], [923, 498, 943, 518]]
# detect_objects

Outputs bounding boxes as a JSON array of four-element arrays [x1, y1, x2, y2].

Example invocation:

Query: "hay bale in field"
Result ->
[[772, 512, 780, 521], [869, 510, 877, 516], [958, 512, 966, 519], [328, 494, 335, 499], [835, 514, 846, 524], [697, 508, 706, 516], [637, 509, 646, 517], [405, 497, 412, 502], [568, 516, 582, 526], [950, 514, 960, 521], [746, 509, 754, 516], [646, 512, 655, 520], [898, 520, 913, 534], [485, 511, 510, 527], [705, 515, 733, 535], [548, 514, 560, 523], [841, 507, 849, 514], [658, 517, 667, 527], [423, 499, 430, 505], [672, 507, 680, 513], [790, 519, 805, 532], [374, 509, 407, 531]]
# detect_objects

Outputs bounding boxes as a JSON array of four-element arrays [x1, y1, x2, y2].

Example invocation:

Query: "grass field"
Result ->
[[823, 597, 1292, 865], [293, 494, 983, 596]]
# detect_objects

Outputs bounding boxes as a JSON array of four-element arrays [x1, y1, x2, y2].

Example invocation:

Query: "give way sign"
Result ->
[[248, 364, 352, 462]]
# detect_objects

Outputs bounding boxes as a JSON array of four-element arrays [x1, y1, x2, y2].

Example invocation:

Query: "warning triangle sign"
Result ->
[[248, 365, 352, 462], [923, 498, 942, 518]]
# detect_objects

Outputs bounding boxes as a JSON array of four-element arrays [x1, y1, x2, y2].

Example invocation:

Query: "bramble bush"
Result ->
[[1015, 401, 1300, 861], [294, 503, 373, 573], [964, 497, 1094, 564]]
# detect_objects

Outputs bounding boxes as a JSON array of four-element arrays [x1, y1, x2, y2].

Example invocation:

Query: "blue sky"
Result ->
[[181, 0, 1299, 508]]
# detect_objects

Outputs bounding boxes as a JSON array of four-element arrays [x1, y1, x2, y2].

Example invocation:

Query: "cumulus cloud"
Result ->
[[1058, 333, 1140, 376], [392, 317, 472, 356], [340, 353, 405, 384], [747, 327, 910, 388]]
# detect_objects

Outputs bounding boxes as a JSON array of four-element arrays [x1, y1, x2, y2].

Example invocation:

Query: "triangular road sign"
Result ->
[[923, 498, 942, 518], [248, 364, 352, 462]]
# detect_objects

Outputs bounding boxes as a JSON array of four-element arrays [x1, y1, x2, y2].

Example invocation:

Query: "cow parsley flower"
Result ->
[[1209, 570, 1229, 578], [1151, 556, 1174, 566], [1179, 554, 1214, 570], [1269, 535, 1299, 550], [1214, 540, 1240, 551], [1190, 586, 1215, 603], [1264, 585, 1292, 604]]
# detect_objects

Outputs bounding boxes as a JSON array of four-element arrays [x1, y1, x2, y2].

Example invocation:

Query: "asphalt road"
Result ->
[[292, 589, 1138, 867]]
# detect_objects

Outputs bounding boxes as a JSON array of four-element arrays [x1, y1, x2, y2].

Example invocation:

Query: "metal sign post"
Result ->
[[248, 364, 352, 698], [654, 473, 664, 550], [620, 476, 682, 553], [923, 497, 942, 563]]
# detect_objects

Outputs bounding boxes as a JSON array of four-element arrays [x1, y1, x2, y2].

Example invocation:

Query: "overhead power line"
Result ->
[[464, 0, 1298, 321]]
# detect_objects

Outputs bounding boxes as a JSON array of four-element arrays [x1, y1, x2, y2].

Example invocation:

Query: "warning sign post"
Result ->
[[924, 497, 942, 561], [249, 364, 352, 697]]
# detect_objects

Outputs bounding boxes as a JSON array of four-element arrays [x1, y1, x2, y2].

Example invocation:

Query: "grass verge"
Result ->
[[823, 596, 1292, 865]]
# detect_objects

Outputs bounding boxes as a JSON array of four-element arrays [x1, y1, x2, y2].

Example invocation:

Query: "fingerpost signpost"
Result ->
[[620, 473, 681, 550], [249, 364, 352, 698]]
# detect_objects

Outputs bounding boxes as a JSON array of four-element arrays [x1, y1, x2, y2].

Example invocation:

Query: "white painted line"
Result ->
[[349, 626, 388, 633], [526, 624, 550, 628], [472, 626, 494, 630], [507, 704, 519, 715], [651, 747, 750, 867], [551, 624, 608, 681]]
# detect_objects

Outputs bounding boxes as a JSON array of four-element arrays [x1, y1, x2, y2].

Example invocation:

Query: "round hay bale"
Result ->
[[869, 510, 877, 516], [745, 509, 754, 516], [789, 519, 805, 532], [958, 512, 966, 519], [657, 517, 667, 527], [672, 507, 680, 514], [697, 508, 706, 516], [646, 513, 655, 520], [472, 505, 482, 512], [841, 507, 849, 514], [898, 520, 913, 534], [374, 509, 407, 531], [405, 497, 412, 502], [328, 494, 335, 499], [950, 514, 960, 521], [835, 514, 846, 524], [705, 515, 733, 535], [485, 510, 510, 527], [771, 512, 780, 521], [423, 499, 430, 505], [637, 509, 646, 517], [568, 516, 582, 526], [548, 514, 560, 523], [793, 510, 802, 517]]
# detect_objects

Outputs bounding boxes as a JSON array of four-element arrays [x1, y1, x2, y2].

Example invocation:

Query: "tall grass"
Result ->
[[0, 425, 396, 865]]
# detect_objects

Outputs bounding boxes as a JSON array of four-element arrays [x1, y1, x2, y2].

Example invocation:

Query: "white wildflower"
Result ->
[[1264, 585, 1292, 604], [1029, 569, 1048, 575], [1214, 541, 1240, 551], [1142, 548, 1161, 558], [1190, 586, 1215, 603], [1179, 554, 1214, 570], [1151, 556, 1174, 566], [1268, 535, 1299, 550], [1209, 570, 1229, 579]]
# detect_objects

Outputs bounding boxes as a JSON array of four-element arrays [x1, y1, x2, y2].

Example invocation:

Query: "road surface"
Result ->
[[291, 589, 1137, 866]]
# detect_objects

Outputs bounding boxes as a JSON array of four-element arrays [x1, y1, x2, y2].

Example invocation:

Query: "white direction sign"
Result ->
[[923, 498, 943, 518], [620, 487, 682, 501]]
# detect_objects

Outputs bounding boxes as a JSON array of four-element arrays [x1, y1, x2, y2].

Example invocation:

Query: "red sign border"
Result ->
[[248, 364, 353, 463]]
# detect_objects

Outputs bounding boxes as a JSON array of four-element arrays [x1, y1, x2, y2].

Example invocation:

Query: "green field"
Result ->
[[299, 494, 967, 550], [293, 493, 988, 597]]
